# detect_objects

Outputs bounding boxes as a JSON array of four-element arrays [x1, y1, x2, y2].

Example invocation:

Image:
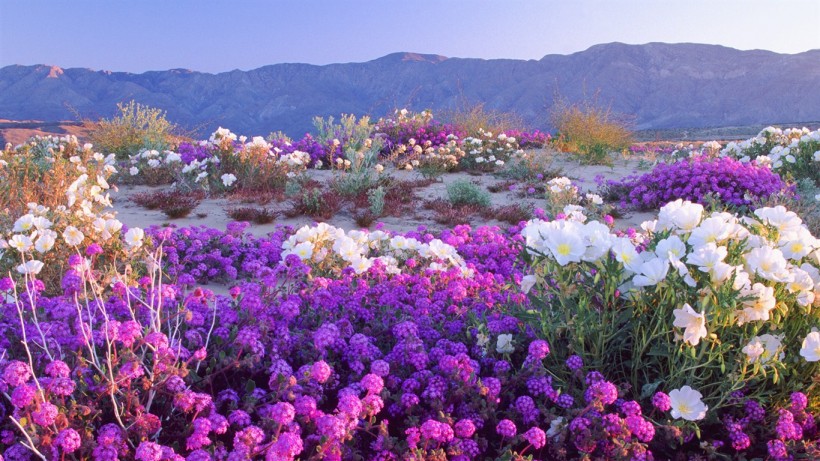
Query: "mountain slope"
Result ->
[[1, 43, 818, 137]]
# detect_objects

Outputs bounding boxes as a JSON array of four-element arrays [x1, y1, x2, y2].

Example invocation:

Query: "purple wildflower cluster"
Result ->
[[607, 156, 787, 210], [0, 219, 817, 459], [374, 117, 465, 156]]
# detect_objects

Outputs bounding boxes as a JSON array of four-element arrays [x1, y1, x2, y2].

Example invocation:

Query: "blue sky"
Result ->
[[1, 0, 818, 73]]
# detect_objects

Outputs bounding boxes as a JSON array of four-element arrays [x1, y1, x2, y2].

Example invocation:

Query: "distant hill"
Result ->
[[1, 43, 819, 138]]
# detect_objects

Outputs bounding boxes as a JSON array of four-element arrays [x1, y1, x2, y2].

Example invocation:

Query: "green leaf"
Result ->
[[246, 379, 256, 394]]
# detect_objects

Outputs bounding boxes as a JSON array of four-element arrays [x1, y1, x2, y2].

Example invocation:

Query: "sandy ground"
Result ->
[[111, 149, 658, 236]]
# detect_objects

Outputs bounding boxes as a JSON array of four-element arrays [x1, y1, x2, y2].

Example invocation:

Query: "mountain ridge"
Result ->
[[2, 43, 819, 137]]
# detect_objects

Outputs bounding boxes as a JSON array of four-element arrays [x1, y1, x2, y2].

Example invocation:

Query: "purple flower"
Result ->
[[32, 402, 58, 426], [522, 427, 546, 449], [565, 354, 583, 371], [454, 419, 476, 438], [311, 360, 332, 383], [270, 402, 296, 425], [55, 428, 82, 453], [3, 361, 31, 387], [652, 391, 672, 412], [527, 339, 550, 360], [496, 419, 517, 438], [135, 442, 163, 461], [360, 373, 384, 394]]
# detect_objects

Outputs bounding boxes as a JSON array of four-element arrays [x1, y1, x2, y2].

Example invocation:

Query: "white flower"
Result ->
[[62, 226, 84, 246], [520, 274, 537, 294], [657, 199, 703, 233], [737, 282, 776, 324], [8, 235, 33, 253], [744, 246, 790, 282], [375, 164, 384, 173], [799, 331, 820, 361], [611, 237, 642, 273], [545, 225, 586, 266], [221, 173, 237, 187], [124, 227, 145, 248], [195, 172, 208, 183], [147, 159, 161, 168], [668, 386, 708, 421], [292, 241, 314, 260], [743, 334, 784, 364], [17, 260, 44, 275], [496, 334, 514, 354], [129, 166, 139, 176], [35, 232, 56, 253], [672, 303, 708, 346], [13, 214, 36, 232], [585, 193, 603, 205], [632, 257, 670, 287], [165, 152, 181, 163]]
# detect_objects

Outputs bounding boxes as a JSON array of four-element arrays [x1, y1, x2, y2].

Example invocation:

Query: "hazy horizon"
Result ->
[[1, 0, 818, 73]]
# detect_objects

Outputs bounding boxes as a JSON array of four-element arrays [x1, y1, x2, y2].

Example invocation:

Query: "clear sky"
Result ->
[[1, 0, 818, 73]]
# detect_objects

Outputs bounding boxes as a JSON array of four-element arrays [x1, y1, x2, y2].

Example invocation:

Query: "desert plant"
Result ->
[[89, 100, 179, 159], [227, 206, 278, 224], [550, 93, 633, 164], [440, 101, 523, 138], [367, 186, 386, 217], [447, 179, 492, 208]]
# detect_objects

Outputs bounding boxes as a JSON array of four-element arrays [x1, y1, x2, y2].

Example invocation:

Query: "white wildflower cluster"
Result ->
[[281, 223, 471, 276], [127, 148, 182, 176], [0, 143, 146, 282], [395, 136, 465, 172], [521, 198, 820, 364], [720, 126, 820, 172], [463, 129, 522, 169]]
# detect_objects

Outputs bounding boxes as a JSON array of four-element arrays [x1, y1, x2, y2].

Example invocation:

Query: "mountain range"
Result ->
[[1, 42, 819, 138]]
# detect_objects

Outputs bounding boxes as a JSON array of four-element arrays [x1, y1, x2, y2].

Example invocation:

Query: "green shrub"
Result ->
[[446, 180, 491, 208], [90, 100, 179, 159], [550, 94, 633, 165]]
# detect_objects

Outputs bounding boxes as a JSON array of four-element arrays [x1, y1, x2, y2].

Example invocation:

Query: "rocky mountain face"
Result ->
[[1, 43, 819, 138]]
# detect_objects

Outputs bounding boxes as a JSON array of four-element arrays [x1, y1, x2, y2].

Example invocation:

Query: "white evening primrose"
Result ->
[[611, 237, 642, 273], [736, 282, 776, 324], [34, 232, 56, 254], [668, 386, 708, 421], [520, 274, 537, 294], [221, 173, 237, 187], [62, 226, 84, 246], [743, 334, 783, 364], [672, 303, 708, 346], [292, 241, 314, 261], [545, 225, 586, 266], [496, 334, 514, 354], [130, 166, 139, 176], [744, 245, 790, 282], [8, 235, 33, 253], [124, 227, 145, 249], [632, 257, 670, 287], [12, 214, 36, 233], [17, 260, 45, 275], [799, 331, 820, 362]]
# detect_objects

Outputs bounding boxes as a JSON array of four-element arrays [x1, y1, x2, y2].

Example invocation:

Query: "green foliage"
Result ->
[[90, 100, 177, 158], [367, 186, 386, 217], [550, 93, 633, 165], [446, 180, 492, 208]]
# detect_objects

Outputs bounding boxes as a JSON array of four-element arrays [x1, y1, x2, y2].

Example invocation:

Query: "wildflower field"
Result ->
[[0, 109, 818, 461]]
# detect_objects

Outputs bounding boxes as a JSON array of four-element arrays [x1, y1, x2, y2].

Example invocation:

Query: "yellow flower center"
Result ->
[[678, 403, 690, 414], [556, 243, 571, 256], [791, 243, 803, 254]]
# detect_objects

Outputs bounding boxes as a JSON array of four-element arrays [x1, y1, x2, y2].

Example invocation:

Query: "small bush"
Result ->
[[447, 179, 492, 208], [227, 207, 278, 224], [425, 199, 482, 226], [482, 203, 533, 225], [132, 189, 203, 218], [550, 94, 633, 164], [90, 100, 179, 159], [441, 101, 523, 138], [285, 188, 342, 220]]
